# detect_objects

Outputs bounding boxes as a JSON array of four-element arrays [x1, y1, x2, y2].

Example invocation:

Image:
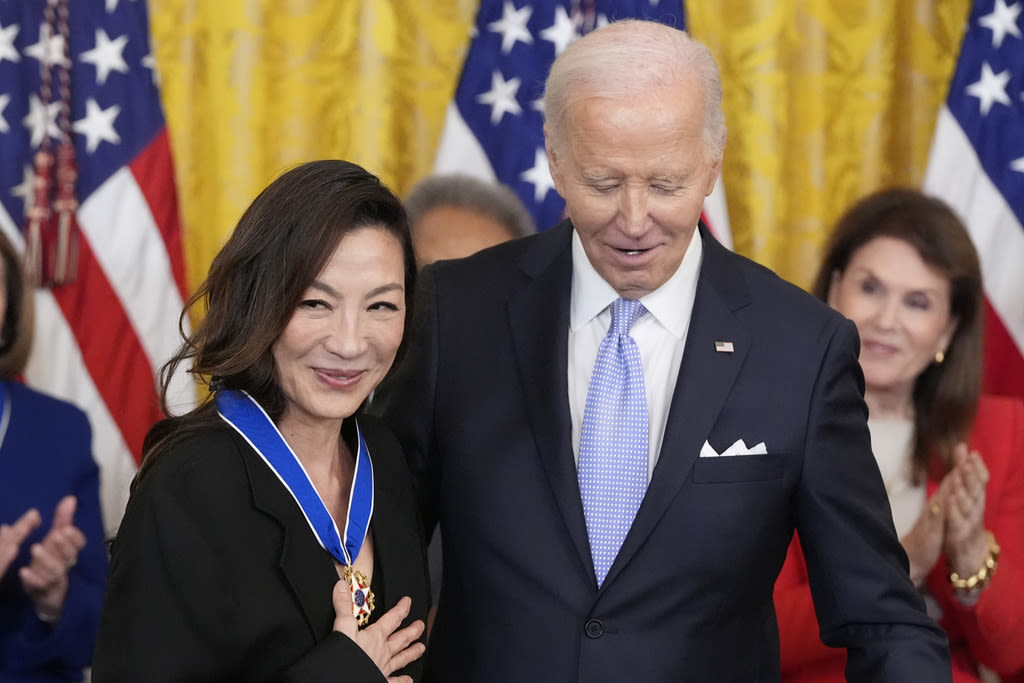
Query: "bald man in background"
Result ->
[[404, 174, 535, 268]]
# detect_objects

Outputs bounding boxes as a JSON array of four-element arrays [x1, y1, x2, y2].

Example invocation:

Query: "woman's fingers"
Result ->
[[45, 526, 86, 566], [388, 619, 425, 652], [964, 451, 989, 500], [51, 496, 77, 530], [0, 509, 41, 575], [21, 523, 86, 589], [374, 596, 413, 636], [332, 580, 358, 635], [381, 619, 425, 676], [334, 588, 425, 677], [22, 542, 65, 587]]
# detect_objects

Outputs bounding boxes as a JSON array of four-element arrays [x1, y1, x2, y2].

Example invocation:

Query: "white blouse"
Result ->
[[868, 417, 925, 540]]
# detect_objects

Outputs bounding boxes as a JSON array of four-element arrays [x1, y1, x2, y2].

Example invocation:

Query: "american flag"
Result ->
[[0, 0, 190, 534], [924, 0, 1024, 400], [434, 0, 731, 246]]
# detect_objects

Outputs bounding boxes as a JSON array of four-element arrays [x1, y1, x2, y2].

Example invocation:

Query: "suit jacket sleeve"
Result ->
[[92, 437, 386, 683], [775, 535, 844, 674], [3, 405, 106, 678], [796, 318, 952, 682]]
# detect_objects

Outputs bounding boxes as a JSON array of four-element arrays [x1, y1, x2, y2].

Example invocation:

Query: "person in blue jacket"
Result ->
[[0, 229, 106, 683]]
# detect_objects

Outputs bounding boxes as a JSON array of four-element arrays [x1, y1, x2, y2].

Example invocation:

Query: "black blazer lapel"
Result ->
[[506, 221, 594, 578], [605, 225, 752, 587], [241, 444, 339, 641]]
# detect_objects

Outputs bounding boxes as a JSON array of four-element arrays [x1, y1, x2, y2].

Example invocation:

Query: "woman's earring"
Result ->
[[935, 350, 945, 364]]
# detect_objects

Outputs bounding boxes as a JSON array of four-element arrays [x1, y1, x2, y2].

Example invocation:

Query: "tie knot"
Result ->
[[609, 297, 645, 336]]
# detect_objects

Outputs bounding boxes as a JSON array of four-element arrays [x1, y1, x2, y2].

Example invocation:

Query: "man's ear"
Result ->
[[703, 156, 722, 197], [544, 124, 564, 195]]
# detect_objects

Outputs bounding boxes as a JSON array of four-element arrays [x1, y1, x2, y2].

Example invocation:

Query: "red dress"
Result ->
[[775, 396, 1024, 682]]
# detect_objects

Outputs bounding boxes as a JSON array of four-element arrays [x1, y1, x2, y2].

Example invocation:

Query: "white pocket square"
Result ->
[[700, 439, 767, 458]]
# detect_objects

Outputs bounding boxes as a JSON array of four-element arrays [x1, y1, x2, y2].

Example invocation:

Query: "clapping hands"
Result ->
[[0, 508, 41, 578], [902, 444, 991, 590], [16, 496, 86, 623], [901, 489, 945, 586], [901, 444, 987, 589], [938, 444, 990, 578]]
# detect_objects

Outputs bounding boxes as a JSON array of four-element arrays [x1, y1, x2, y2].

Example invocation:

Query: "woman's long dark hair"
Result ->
[[134, 160, 416, 490], [812, 188, 983, 476], [0, 229, 33, 380]]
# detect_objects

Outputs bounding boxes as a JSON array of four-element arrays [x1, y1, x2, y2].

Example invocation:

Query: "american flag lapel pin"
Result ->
[[715, 341, 734, 353]]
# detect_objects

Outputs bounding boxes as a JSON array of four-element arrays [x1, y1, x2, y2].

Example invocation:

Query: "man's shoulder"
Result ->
[[703, 236, 845, 332]]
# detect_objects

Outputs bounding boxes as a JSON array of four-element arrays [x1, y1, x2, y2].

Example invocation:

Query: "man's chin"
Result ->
[[607, 276, 659, 300]]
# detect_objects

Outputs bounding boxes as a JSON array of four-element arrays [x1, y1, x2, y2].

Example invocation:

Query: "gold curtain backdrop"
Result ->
[[149, 0, 971, 295]]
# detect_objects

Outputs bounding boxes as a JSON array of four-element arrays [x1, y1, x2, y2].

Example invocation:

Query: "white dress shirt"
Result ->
[[568, 227, 703, 478]]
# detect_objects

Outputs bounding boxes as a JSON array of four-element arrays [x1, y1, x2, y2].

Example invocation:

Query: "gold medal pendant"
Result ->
[[342, 564, 375, 627]]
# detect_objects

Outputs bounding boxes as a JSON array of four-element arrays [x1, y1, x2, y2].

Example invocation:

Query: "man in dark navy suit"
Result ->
[[378, 19, 951, 683]]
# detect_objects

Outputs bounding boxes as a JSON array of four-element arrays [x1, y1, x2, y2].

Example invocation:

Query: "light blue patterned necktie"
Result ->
[[578, 297, 649, 587]]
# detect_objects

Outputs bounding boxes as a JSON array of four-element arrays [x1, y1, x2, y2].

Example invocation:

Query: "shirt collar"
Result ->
[[570, 226, 703, 339]]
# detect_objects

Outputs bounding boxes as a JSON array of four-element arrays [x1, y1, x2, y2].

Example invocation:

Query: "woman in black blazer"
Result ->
[[92, 161, 429, 682]]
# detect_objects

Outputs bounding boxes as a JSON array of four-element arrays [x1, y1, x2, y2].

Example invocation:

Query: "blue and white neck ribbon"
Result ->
[[215, 389, 374, 566]]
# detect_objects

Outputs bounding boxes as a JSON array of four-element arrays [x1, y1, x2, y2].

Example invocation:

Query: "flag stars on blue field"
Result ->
[[962, 0, 1024, 180], [947, 0, 1024, 222], [22, 94, 60, 147], [979, 0, 1022, 47], [25, 25, 69, 68], [1, 0, 166, 223], [967, 62, 1012, 114], [80, 29, 130, 85], [0, 22, 18, 63], [74, 99, 122, 154], [105, 0, 139, 13], [521, 148, 556, 202], [488, 1, 533, 54], [540, 7, 577, 56], [477, 70, 523, 124], [0, 23, 136, 166], [10, 166, 32, 216], [141, 53, 159, 86]]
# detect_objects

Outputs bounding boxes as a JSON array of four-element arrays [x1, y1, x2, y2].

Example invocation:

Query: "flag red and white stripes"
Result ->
[[923, 0, 1024, 400], [0, 1, 191, 533]]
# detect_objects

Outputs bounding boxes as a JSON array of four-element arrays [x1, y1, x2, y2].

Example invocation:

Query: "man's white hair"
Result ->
[[543, 19, 727, 164]]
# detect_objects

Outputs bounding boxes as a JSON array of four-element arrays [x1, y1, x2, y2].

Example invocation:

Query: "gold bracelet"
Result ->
[[949, 531, 1000, 594]]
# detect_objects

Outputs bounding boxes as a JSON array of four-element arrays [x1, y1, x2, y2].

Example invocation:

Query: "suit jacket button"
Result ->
[[584, 618, 604, 638]]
